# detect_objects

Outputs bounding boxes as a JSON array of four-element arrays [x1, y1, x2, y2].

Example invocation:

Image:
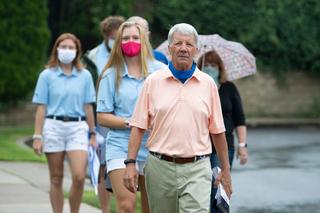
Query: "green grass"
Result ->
[[65, 190, 142, 212], [0, 125, 46, 162], [0, 125, 143, 212], [82, 190, 118, 213], [81, 190, 102, 209]]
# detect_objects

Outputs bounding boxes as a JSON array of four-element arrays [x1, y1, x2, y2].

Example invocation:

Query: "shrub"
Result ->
[[153, 0, 320, 76], [0, 1, 50, 107]]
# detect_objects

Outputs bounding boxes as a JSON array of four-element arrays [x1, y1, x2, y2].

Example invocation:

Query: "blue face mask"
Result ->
[[203, 65, 220, 86], [108, 38, 115, 49]]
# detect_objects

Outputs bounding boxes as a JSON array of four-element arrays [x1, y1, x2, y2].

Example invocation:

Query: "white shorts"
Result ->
[[106, 158, 145, 175], [42, 118, 89, 152]]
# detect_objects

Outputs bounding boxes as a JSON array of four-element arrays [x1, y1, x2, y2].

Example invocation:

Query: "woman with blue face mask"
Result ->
[[32, 33, 96, 213], [197, 50, 249, 213], [86, 16, 125, 76]]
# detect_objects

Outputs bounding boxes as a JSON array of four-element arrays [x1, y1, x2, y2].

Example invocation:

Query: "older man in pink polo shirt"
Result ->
[[123, 23, 232, 213]]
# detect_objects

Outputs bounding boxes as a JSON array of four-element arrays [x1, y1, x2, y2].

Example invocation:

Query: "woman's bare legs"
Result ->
[[109, 169, 136, 213], [67, 150, 88, 213], [46, 152, 65, 213], [98, 165, 112, 213]]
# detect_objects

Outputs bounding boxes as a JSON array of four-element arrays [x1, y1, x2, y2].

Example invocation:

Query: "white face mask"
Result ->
[[108, 38, 115, 49], [57, 48, 76, 64]]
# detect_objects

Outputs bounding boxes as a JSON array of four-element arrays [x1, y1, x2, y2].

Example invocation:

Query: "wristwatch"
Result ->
[[238, 143, 247, 148], [125, 118, 131, 128], [124, 159, 136, 165], [32, 134, 43, 140], [89, 131, 96, 137]]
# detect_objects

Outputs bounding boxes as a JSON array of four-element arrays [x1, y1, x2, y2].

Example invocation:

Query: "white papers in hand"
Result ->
[[88, 146, 100, 195], [213, 166, 230, 212]]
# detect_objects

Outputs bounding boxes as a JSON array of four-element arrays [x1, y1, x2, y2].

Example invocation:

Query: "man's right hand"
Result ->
[[123, 164, 139, 193]]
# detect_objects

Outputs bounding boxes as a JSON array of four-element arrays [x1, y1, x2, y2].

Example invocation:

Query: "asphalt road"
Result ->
[[231, 127, 320, 213]]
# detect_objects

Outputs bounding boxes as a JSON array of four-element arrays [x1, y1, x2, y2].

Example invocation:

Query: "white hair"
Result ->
[[168, 23, 199, 47]]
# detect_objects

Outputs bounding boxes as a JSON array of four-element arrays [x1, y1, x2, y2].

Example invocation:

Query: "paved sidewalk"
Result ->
[[0, 161, 100, 213]]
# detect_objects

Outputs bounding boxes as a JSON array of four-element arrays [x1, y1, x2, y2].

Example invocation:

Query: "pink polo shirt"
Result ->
[[130, 67, 225, 157]]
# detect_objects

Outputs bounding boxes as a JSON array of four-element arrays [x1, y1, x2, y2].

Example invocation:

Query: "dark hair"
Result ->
[[100, 16, 125, 37]]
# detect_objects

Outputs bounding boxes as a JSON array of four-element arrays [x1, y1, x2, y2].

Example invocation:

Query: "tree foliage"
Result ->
[[152, 0, 320, 75], [1, 0, 319, 107], [0, 1, 50, 106], [47, 0, 133, 52]]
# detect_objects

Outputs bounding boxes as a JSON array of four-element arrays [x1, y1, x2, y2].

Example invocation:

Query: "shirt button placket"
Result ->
[[179, 85, 184, 101]]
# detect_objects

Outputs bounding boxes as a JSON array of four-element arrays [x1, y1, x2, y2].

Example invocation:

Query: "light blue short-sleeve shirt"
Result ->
[[32, 66, 96, 117], [88, 42, 110, 76], [96, 43, 110, 75], [97, 60, 166, 161]]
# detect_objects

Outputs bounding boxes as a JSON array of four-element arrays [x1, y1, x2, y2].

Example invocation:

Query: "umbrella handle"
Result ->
[[201, 54, 205, 70]]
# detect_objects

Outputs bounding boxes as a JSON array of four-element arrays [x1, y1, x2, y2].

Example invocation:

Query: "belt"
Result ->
[[46, 115, 86, 122], [149, 151, 210, 164]]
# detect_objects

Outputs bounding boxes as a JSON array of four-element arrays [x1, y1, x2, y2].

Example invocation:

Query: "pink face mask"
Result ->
[[121, 41, 141, 57]]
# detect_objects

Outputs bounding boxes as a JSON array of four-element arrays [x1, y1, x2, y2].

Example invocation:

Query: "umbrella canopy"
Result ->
[[156, 34, 256, 81]]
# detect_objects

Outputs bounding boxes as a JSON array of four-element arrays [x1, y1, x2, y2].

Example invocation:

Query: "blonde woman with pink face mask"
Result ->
[[96, 21, 165, 213]]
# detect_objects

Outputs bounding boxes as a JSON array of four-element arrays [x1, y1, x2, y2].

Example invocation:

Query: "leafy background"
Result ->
[[1, 0, 319, 107]]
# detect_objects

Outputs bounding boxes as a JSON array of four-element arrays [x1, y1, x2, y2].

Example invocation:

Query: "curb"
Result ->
[[247, 117, 320, 128]]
